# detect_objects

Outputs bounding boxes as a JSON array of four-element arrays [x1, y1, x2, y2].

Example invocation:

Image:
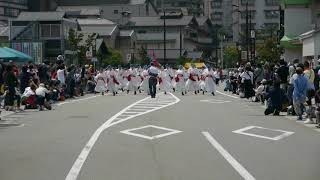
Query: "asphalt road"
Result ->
[[0, 89, 319, 180]]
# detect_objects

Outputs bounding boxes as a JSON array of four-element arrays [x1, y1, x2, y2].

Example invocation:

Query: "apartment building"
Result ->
[[204, 0, 233, 40], [0, 0, 28, 22], [154, 0, 204, 16], [232, 0, 280, 42]]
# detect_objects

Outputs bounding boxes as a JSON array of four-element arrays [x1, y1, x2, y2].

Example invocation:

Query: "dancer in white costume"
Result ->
[[126, 65, 139, 95], [106, 66, 119, 96], [140, 65, 150, 94], [204, 66, 216, 96], [175, 65, 187, 95], [159, 66, 172, 94], [116, 66, 126, 92], [186, 64, 200, 94], [199, 66, 206, 93], [94, 70, 107, 95]]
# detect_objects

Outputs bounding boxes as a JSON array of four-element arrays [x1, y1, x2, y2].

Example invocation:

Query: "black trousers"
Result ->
[[149, 76, 157, 97]]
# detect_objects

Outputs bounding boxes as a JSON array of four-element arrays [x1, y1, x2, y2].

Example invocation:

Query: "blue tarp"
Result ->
[[0, 47, 33, 62]]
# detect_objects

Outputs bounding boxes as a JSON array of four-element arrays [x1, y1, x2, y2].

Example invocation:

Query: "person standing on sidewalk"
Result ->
[[293, 67, 308, 121], [148, 63, 159, 98], [303, 61, 316, 124]]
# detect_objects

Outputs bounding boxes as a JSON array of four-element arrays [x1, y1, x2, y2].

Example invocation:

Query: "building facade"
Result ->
[[204, 0, 233, 40], [232, 0, 280, 42], [280, 0, 312, 62], [0, 0, 28, 22]]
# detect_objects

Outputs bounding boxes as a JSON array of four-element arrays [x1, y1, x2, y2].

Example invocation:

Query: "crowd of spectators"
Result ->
[[225, 59, 320, 128]]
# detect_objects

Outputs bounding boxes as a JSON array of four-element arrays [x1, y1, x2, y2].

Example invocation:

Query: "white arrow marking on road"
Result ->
[[216, 91, 239, 99], [202, 132, 256, 180], [65, 93, 180, 180], [200, 99, 231, 104]]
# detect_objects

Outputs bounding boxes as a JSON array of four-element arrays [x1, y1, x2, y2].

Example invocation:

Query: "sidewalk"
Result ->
[[217, 87, 320, 133]]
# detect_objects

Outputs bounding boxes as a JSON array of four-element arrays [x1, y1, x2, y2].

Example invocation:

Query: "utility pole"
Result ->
[[245, 1, 249, 62], [163, 10, 167, 64]]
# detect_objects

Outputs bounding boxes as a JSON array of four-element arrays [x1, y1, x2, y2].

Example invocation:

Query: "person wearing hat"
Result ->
[[148, 62, 159, 98], [140, 65, 150, 95], [186, 64, 200, 95], [255, 79, 267, 104], [175, 65, 187, 95], [35, 83, 49, 111], [203, 66, 216, 96]]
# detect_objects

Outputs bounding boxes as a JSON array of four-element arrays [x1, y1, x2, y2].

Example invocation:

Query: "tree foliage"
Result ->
[[102, 49, 123, 66], [256, 37, 282, 64], [137, 47, 149, 65], [223, 46, 239, 68]]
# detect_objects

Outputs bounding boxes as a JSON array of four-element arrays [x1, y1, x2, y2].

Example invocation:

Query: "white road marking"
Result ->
[[202, 132, 256, 180], [232, 126, 295, 141], [65, 93, 180, 180], [216, 91, 239, 99], [200, 99, 231, 104], [120, 125, 182, 140], [56, 95, 99, 106]]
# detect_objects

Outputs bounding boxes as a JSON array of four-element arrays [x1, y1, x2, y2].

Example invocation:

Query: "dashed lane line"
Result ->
[[65, 93, 180, 180], [203, 132, 256, 180]]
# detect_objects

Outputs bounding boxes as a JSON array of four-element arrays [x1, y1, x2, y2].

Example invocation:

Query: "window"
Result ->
[[0, 7, 4, 15], [241, 0, 255, 6], [4, 7, 19, 17], [265, 0, 279, 6], [241, 23, 256, 32], [114, 10, 118, 14], [40, 24, 61, 38], [211, 12, 223, 21], [41, 24, 51, 38], [241, 10, 256, 19], [211, 0, 222, 8], [265, 10, 279, 19], [51, 25, 61, 37], [264, 23, 279, 30]]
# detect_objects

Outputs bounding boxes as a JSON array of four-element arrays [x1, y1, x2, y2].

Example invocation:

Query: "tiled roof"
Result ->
[[81, 25, 118, 36], [56, 0, 131, 5], [136, 33, 178, 41], [14, 12, 66, 21], [120, 30, 134, 37], [78, 18, 115, 25], [129, 15, 195, 27]]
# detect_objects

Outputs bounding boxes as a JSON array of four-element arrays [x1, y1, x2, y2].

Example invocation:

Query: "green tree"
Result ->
[[102, 49, 123, 66], [67, 28, 84, 64], [256, 37, 282, 64], [137, 47, 149, 65], [223, 46, 239, 68], [176, 56, 188, 66]]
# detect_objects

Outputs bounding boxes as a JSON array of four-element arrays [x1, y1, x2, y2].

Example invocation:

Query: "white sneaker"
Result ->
[[304, 118, 314, 124]]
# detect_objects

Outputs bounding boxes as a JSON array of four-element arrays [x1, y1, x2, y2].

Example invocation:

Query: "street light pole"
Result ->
[[163, 10, 167, 64], [245, 1, 250, 63]]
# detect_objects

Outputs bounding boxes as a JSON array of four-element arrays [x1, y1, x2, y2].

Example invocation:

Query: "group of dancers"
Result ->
[[94, 64, 219, 96]]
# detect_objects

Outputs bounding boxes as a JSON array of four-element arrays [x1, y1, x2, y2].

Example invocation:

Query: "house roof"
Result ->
[[81, 25, 118, 36], [120, 30, 134, 37], [77, 18, 115, 25], [196, 17, 212, 26], [136, 33, 178, 41], [63, 9, 102, 16], [56, 0, 130, 5], [129, 16, 195, 27], [14, 11, 66, 21]]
